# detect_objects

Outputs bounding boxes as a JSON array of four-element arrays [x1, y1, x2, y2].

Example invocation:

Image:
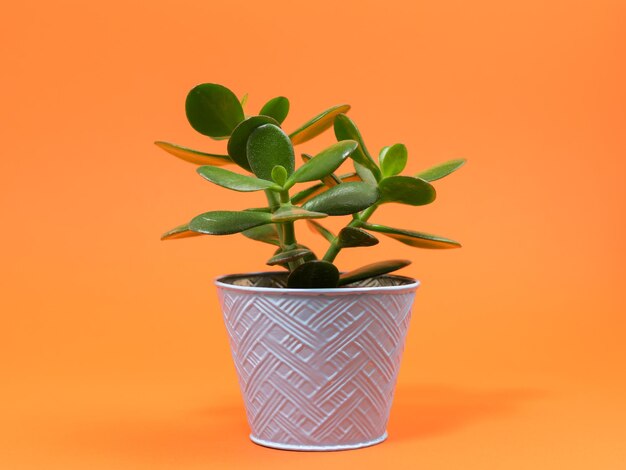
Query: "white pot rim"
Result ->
[[215, 271, 420, 295]]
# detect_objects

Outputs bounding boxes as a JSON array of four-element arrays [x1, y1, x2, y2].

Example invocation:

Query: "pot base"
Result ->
[[249, 432, 388, 452]]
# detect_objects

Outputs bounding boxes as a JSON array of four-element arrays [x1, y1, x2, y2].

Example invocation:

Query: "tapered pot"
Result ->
[[215, 272, 419, 451]]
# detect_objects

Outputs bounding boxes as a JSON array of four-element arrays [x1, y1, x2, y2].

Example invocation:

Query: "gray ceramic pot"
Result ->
[[215, 272, 419, 451]]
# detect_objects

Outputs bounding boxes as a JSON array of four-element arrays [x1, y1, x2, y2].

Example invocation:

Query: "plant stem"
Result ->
[[265, 190, 281, 212], [279, 190, 305, 271], [279, 191, 297, 249], [264, 190, 284, 246], [322, 204, 378, 262]]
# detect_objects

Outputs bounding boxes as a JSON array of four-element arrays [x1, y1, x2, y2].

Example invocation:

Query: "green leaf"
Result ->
[[241, 224, 281, 246], [287, 261, 340, 288], [333, 114, 382, 181], [189, 210, 271, 235], [260, 96, 290, 124], [306, 220, 335, 242], [338, 227, 379, 248], [378, 146, 391, 161], [362, 223, 462, 249], [288, 141, 358, 185], [303, 182, 379, 216], [380, 143, 408, 177], [247, 123, 295, 180], [161, 223, 205, 241], [300, 154, 341, 187], [227, 115, 280, 171], [240, 93, 249, 108], [154, 142, 232, 166], [354, 162, 378, 185], [290, 173, 361, 204], [416, 158, 467, 182], [291, 183, 325, 204], [196, 166, 280, 192], [243, 207, 272, 213], [271, 206, 327, 223], [378, 176, 436, 206], [338, 259, 412, 286], [272, 244, 317, 269], [271, 165, 288, 186], [267, 248, 314, 266], [289, 104, 351, 145], [185, 83, 244, 138]]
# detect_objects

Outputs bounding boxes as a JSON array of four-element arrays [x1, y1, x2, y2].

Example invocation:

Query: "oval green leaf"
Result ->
[[354, 162, 378, 185], [196, 166, 280, 192], [271, 165, 288, 186], [378, 146, 391, 161], [247, 123, 295, 180], [185, 83, 244, 138], [291, 182, 325, 205], [267, 248, 314, 266], [161, 223, 205, 241], [301, 152, 334, 183], [416, 158, 467, 182], [302, 182, 379, 216], [333, 114, 381, 181], [301, 153, 342, 187], [338, 227, 379, 248], [241, 224, 281, 246], [306, 220, 335, 242], [260, 96, 290, 124], [362, 223, 462, 249], [378, 176, 436, 206], [288, 140, 358, 185], [272, 244, 317, 269], [154, 142, 232, 166], [289, 104, 351, 145], [227, 115, 280, 171], [189, 210, 271, 235], [290, 173, 361, 204], [287, 261, 340, 288], [338, 259, 411, 286], [243, 207, 272, 213], [271, 206, 327, 223], [380, 143, 408, 177]]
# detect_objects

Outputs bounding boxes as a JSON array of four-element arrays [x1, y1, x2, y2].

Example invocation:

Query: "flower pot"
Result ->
[[215, 272, 419, 451]]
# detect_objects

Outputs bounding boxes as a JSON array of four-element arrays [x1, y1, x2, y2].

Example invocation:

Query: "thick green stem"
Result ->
[[265, 190, 281, 212], [322, 205, 378, 262], [279, 191, 297, 249], [264, 190, 284, 246], [357, 205, 378, 223], [278, 190, 305, 271]]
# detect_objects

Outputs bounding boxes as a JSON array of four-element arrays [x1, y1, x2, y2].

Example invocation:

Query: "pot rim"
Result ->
[[214, 271, 420, 295]]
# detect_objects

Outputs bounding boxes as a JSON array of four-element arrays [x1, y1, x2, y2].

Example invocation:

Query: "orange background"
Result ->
[[1, 1, 625, 468]]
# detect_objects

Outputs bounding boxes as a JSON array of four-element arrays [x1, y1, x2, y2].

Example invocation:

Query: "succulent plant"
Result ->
[[156, 83, 465, 288]]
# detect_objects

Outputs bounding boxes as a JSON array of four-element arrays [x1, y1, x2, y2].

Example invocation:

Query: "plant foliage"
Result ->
[[156, 83, 465, 288]]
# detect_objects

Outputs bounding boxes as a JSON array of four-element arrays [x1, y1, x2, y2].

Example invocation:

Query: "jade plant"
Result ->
[[156, 83, 465, 288]]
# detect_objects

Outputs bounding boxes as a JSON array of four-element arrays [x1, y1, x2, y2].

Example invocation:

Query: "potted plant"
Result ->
[[155, 83, 465, 451]]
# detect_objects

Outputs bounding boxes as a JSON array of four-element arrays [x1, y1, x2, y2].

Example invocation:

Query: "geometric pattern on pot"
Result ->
[[216, 281, 418, 450]]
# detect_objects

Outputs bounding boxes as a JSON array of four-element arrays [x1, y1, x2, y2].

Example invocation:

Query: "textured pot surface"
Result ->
[[215, 272, 419, 451]]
